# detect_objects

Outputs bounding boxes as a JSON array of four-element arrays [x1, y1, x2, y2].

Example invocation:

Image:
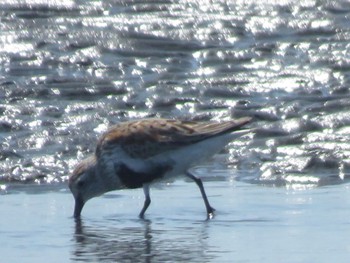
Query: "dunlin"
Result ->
[[69, 117, 252, 219]]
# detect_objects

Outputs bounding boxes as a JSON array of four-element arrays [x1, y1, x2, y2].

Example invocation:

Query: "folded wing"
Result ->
[[96, 117, 251, 159]]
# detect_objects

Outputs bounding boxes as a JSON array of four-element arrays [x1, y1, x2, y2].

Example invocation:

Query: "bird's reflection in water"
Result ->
[[72, 217, 213, 262]]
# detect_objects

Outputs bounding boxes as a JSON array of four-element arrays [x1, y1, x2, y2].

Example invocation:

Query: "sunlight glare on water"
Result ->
[[2, 0, 350, 261]]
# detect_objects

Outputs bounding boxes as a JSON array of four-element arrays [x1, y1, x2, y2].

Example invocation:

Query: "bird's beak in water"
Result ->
[[74, 195, 85, 218]]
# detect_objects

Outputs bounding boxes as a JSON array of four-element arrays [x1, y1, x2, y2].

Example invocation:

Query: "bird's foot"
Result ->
[[206, 206, 216, 220], [139, 212, 146, 220]]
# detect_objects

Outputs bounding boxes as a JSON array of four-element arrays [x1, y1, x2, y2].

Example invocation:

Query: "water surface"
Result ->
[[2, 0, 350, 262], [2, 181, 350, 262]]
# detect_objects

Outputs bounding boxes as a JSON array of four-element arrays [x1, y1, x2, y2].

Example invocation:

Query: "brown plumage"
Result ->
[[69, 117, 252, 219], [96, 117, 251, 159]]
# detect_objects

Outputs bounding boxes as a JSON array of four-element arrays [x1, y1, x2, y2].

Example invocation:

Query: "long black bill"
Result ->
[[74, 195, 85, 218]]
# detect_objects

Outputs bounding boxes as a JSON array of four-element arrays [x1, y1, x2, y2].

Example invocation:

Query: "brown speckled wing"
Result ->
[[96, 118, 251, 159]]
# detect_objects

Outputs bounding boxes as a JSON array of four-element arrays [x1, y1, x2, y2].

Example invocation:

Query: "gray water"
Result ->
[[2, 0, 350, 262]]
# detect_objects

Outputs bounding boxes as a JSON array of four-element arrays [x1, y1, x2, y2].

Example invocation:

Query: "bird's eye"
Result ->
[[77, 180, 85, 188]]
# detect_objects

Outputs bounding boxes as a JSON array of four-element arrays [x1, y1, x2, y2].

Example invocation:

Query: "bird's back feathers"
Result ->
[[96, 117, 251, 159]]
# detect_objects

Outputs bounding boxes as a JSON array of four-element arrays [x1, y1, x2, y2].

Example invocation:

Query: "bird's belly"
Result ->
[[151, 133, 235, 180]]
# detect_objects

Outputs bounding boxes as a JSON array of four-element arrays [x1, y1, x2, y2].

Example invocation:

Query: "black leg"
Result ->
[[139, 184, 151, 219], [186, 171, 215, 219]]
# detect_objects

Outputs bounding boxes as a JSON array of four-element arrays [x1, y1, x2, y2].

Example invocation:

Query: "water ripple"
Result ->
[[1, 0, 350, 188]]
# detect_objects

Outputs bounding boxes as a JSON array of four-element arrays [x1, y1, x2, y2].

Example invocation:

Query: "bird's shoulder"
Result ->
[[100, 118, 196, 143], [95, 119, 194, 158]]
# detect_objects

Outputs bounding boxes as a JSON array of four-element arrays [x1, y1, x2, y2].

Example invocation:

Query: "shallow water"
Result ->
[[2, 181, 350, 262], [2, 0, 350, 262], [2, 0, 350, 186]]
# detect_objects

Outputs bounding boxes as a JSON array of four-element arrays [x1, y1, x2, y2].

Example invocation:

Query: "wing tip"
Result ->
[[229, 116, 252, 129]]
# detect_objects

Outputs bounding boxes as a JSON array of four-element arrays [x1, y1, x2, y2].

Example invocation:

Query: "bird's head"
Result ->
[[68, 156, 102, 218]]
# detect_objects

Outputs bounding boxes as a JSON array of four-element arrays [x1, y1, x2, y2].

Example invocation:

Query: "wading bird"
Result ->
[[69, 117, 251, 219]]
